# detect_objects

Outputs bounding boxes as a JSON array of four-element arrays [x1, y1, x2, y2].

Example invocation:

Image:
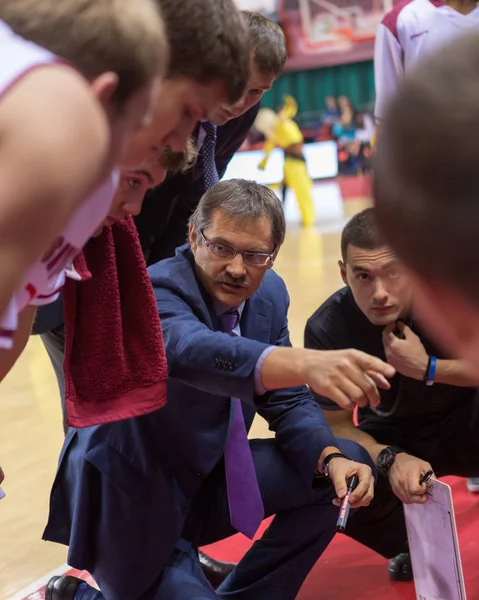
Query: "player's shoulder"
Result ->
[[380, 0, 432, 39], [306, 287, 351, 332], [0, 64, 108, 150]]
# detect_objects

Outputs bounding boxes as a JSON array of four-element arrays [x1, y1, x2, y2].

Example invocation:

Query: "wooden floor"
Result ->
[[0, 191, 369, 600]]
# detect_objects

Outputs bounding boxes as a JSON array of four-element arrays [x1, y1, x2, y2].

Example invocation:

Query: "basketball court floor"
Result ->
[[1, 178, 479, 599]]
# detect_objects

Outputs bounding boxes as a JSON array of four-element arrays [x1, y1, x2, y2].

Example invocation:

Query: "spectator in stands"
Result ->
[[322, 96, 340, 124], [333, 96, 358, 141], [304, 208, 479, 581]]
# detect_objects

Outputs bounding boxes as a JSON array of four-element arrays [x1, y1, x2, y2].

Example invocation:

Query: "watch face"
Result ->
[[377, 448, 395, 470]]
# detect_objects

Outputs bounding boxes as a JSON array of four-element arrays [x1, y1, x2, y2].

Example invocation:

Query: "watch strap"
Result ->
[[318, 452, 350, 479]]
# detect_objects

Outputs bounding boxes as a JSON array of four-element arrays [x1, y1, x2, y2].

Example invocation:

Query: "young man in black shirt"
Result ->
[[305, 208, 479, 581]]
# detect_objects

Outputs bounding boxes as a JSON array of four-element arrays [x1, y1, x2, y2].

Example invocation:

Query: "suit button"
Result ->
[[197, 472, 203, 479]]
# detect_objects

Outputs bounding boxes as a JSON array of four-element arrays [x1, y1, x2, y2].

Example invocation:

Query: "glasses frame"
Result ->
[[199, 230, 276, 268]]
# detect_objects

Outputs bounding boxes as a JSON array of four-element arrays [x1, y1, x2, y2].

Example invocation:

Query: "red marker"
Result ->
[[336, 475, 359, 533]]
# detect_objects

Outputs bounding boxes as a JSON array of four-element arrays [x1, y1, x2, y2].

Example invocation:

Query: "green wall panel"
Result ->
[[261, 60, 375, 126]]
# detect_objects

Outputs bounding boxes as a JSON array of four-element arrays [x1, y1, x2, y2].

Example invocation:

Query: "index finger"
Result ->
[[356, 351, 395, 379], [382, 323, 396, 341]]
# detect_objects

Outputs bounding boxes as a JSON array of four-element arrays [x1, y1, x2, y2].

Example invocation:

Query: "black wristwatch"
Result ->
[[316, 452, 350, 479], [376, 446, 404, 476]]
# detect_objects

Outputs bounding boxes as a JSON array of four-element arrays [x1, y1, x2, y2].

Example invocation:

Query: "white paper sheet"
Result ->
[[404, 479, 466, 600]]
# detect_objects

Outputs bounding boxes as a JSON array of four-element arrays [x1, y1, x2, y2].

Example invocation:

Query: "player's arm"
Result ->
[[383, 323, 479, 387], [324, 409, 386, 464], [0, 65, 110, 317], [434, 360, 479, 387], [0, 306, 36, 382], [374, 23, 404, 132]]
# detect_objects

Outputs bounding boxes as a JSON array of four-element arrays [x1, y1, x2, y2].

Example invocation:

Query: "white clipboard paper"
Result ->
[[404, 479, 466, 600]]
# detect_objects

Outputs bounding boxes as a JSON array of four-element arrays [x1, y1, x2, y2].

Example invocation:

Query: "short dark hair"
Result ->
[[374, 32, 479, 303], [160, 0, 250, 104], [341, 208, 386, 261], [189, 179, 286, 248], [242, 11, 287, 78]]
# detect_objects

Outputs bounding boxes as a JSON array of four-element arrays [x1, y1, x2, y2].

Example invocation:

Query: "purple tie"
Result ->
[[220, 311, 264, 539]]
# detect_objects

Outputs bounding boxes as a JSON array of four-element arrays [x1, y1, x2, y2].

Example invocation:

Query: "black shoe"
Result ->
[[45, 575, 84, 600], [388, 552, 413, 582], [198, 550, 236, 589]]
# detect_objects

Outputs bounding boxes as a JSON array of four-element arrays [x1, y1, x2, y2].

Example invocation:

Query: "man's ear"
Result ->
[[90, 72, 120, 109], [339, 260, 348, 286], [189, 225, 198, 252]]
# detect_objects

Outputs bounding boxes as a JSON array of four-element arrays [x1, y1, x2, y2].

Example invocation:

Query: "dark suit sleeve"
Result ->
[[256, 290, 339, 489], [154, 284, 270, 406], [215, 103, 259, 180]]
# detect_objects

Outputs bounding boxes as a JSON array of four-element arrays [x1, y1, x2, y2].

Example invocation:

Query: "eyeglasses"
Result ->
[[199, 230, 275, 267]]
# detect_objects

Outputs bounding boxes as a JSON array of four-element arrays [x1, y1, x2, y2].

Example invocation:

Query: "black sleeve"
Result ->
[[304, 300, 349, 411]]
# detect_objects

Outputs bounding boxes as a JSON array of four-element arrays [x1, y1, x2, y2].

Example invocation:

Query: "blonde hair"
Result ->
[[0, 0, 168, 106]]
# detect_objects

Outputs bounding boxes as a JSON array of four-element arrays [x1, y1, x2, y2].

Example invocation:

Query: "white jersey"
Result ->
[[374, 0, 479, 121], [0, 20, 119, 348]]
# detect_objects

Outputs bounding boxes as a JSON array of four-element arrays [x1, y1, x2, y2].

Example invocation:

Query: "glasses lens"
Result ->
[[210, 243, 235, 260], [243, 253, 270, 267]]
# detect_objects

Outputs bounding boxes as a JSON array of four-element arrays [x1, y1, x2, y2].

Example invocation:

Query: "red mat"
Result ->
[[21, 476, 479, 599]]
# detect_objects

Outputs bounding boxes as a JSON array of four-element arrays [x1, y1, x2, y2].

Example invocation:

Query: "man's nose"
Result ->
[[226, 254, 247, 278], [373, 280, 388, 302]]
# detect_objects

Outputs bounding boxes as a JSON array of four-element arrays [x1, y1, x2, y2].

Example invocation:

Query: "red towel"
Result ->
[[62, 216, 168, 428]]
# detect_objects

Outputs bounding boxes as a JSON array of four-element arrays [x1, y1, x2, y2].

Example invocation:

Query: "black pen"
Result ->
[[336, 475, 359, 533], [419, 469, 434, 486]]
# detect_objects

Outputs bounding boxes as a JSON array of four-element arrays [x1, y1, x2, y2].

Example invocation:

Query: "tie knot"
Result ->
[[219, 310, 239, 335], [202, 121, 217, 140]]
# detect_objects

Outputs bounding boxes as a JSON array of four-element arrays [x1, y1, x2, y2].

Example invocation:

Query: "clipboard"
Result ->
[[404, 479, 466, 600]]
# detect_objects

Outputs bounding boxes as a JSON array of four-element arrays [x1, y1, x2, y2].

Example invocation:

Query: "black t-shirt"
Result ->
[[304, 287, 476, 427]]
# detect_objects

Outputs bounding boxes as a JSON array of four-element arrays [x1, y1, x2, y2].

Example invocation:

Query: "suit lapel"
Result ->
[[241, 293, 273, 344]]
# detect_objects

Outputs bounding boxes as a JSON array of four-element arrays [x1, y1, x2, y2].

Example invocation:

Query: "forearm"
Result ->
[[435, 359, 479, 387], [0, 306, 36, 381], [318, 445, 341, 465], [325, 412, 386, 464], [261, 346, 310, 390]]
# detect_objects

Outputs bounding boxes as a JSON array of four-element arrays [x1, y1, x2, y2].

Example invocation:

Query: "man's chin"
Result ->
[[368, 310, 400, 327], [214, 283, 248, 307], [210, 115, 228, 127]]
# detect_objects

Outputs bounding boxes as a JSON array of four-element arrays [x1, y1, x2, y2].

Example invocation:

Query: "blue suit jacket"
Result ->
[[44, 245, 338, 600]]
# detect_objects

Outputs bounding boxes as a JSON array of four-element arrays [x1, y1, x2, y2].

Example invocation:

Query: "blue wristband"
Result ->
[[426, 356, 437, 386]]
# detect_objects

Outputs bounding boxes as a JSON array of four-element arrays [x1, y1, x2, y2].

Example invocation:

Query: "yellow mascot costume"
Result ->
[[256, 95, 315, 227]]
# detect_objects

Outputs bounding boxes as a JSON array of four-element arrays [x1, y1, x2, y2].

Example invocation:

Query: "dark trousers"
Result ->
[[64, 438, 372, 600], [345, 401, 479, 558], [37, 310, 376, 598]]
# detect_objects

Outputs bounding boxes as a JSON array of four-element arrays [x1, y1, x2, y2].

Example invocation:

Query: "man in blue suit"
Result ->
[[44, 179, 395, 600]]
